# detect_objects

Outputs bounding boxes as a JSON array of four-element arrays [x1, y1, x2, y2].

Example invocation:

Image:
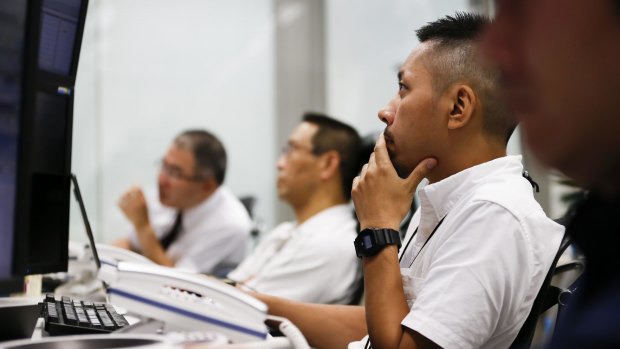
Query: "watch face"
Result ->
[[355, 228, 401, 258]]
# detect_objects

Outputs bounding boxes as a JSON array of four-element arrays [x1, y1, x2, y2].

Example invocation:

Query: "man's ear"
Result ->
[[200, 176, 218, 193], [319, 151, 341, 180], [447, 85, 476, 130]]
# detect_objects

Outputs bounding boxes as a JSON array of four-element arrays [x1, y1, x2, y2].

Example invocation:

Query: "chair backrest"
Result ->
[[509, 231, 574, 348]]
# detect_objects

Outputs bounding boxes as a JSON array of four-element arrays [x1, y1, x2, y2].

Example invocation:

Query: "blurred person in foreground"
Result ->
[[482, 0, 620, 347]]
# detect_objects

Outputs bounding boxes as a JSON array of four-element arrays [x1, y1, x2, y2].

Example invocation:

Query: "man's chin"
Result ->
[[389, 154, 409, 179], [159, 196, 173, 207], [395, 165, 411, 179]]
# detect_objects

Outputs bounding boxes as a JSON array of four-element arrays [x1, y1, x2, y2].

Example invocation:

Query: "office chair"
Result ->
[[509, 231, 584, 349], [239, 196, 256, 218], [239, 195, 262, 239]]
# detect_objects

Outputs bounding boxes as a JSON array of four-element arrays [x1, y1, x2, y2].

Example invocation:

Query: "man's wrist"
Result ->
[[354, 228, 402, 258], [359, 221, 400, 231], [134, 221, 152, 235]]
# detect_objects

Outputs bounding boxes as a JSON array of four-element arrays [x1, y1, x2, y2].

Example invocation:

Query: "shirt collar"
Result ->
[[181, 186, 226, 229], [417, 155, 523, 235], [295, 204, 353, 235]]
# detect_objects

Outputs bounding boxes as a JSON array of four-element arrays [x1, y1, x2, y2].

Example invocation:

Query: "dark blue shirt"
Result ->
[[549, 193, 620, 349]]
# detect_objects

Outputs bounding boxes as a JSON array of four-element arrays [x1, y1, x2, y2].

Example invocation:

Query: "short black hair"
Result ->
[[302, 112, 362, 201], [416, 12, 516, 145], [416, 12, 488, 43], [174, 129, 227, 185]]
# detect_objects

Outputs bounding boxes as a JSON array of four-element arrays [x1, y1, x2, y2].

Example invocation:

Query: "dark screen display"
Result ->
[[32, 91, 69, 173], [0, 0, 27, 279], [38, 0, 81, 75]]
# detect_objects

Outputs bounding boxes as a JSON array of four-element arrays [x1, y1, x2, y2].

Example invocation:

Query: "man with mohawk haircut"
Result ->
[[251, 13, 563, 349]]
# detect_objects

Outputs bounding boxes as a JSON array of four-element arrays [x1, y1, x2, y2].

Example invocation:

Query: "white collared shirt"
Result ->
[[228, 204, 361, 305], [349, 156, 564, 349], [129, 186, 252, 274]]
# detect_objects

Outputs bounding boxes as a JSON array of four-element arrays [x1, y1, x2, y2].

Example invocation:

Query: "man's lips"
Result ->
[[383, 131, 396, 154], [383, 129, 394, 143]]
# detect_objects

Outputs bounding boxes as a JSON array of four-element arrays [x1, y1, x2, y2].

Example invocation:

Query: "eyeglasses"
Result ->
[[158, 160, 206, 182], [280, 143, 316, 158]]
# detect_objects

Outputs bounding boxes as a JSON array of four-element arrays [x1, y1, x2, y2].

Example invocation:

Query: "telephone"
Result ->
[[95, 243, 155, 266], [98, 261, 269, 344]]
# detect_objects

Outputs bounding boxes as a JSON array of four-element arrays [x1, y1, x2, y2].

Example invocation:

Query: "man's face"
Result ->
[[379, 45, 446, 178], [482, 0, 620, 186], [158, 145, 207, 209], [277, 122, 322, 206]]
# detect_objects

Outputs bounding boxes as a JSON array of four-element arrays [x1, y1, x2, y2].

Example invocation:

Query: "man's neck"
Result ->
[[428, 145, 507, 184], [292, 193, 347, 225], [180, 186, 218, 211]]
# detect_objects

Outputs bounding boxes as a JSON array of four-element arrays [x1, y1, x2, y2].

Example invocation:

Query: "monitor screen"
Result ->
[[0, 0, 88, 290], [0, 0, 27, 279], [38, 0, 82, 76]]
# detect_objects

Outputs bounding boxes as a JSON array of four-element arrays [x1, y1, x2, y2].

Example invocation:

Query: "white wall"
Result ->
[[325, 0, 471, 134], [72, 0, 276, 242], [71, 0, 539, 244]]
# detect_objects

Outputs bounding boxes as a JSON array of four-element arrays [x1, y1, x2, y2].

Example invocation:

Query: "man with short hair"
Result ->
[[227, 113, 363, 305], [481, 0, 620, 347], [252, 13, 563, 349], [114, 129, 252, 275]]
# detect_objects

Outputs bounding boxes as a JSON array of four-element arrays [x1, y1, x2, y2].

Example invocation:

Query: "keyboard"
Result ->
[[42, 294, 130, 335]]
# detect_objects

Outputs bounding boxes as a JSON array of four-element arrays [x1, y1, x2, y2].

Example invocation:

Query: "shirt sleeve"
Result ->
[[227, 223, 292, 282], [174, 220, 251, 274], [402, 200, 531, 349], [242, 231, 359, 304]]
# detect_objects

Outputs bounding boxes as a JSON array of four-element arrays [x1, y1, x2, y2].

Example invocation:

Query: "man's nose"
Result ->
[[378, 101, 396, 126], [158, 171, 170, 186], [276, 154, 286, 170]]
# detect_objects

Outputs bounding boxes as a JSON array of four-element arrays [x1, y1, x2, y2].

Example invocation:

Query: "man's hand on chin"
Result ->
[[352, 134, 437, 230]]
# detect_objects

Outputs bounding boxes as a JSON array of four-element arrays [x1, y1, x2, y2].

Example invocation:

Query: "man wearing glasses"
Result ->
[[227, 113, 364, 305], [113, 129, 252, 276]]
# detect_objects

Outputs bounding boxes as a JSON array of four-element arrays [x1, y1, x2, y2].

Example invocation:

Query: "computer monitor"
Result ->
[[0, 0, 89, 293]]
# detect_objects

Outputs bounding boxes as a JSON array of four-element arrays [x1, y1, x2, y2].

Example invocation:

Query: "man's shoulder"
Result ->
[[299, 210, 357, 250], [468, 173, 543, 217], [460, 176, 564, 250], [201, 187, 252, 226]]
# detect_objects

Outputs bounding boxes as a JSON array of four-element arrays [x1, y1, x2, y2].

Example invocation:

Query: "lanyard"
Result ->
[[399, 215, 447, 268], [363, 215, 447, 349]]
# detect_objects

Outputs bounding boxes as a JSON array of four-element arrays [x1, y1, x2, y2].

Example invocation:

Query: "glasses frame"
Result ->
[[157, 159, 208, 182], [280, 142, 318, 158]]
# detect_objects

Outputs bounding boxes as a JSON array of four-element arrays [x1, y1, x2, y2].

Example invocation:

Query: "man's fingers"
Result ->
[[405, 158, 437, 192], [368, 152, 376, 169], [372, 134, 392, 167], [360, 163, 369, 178]]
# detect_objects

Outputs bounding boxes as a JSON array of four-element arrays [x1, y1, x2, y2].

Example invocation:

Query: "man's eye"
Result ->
[[169, 168, 182, 177], [398, 82, 406, 91]]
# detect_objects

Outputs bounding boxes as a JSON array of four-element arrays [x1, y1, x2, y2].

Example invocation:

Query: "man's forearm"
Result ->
[[112, 237, 132, 250], [363, 246, 413, 349], [254, 293, 367, 349], [135, 224, 174, 267]]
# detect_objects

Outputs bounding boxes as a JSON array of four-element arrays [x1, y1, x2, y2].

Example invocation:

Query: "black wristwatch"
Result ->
[[354, 228, 401, 258]]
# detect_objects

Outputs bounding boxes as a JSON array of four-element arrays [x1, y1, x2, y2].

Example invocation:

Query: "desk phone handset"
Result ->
[[98, 261, 269, 343], [95, 243, 155, 266]]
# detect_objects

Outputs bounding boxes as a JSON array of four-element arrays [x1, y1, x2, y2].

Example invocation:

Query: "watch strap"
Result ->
[[355, 228, 401, 258]]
